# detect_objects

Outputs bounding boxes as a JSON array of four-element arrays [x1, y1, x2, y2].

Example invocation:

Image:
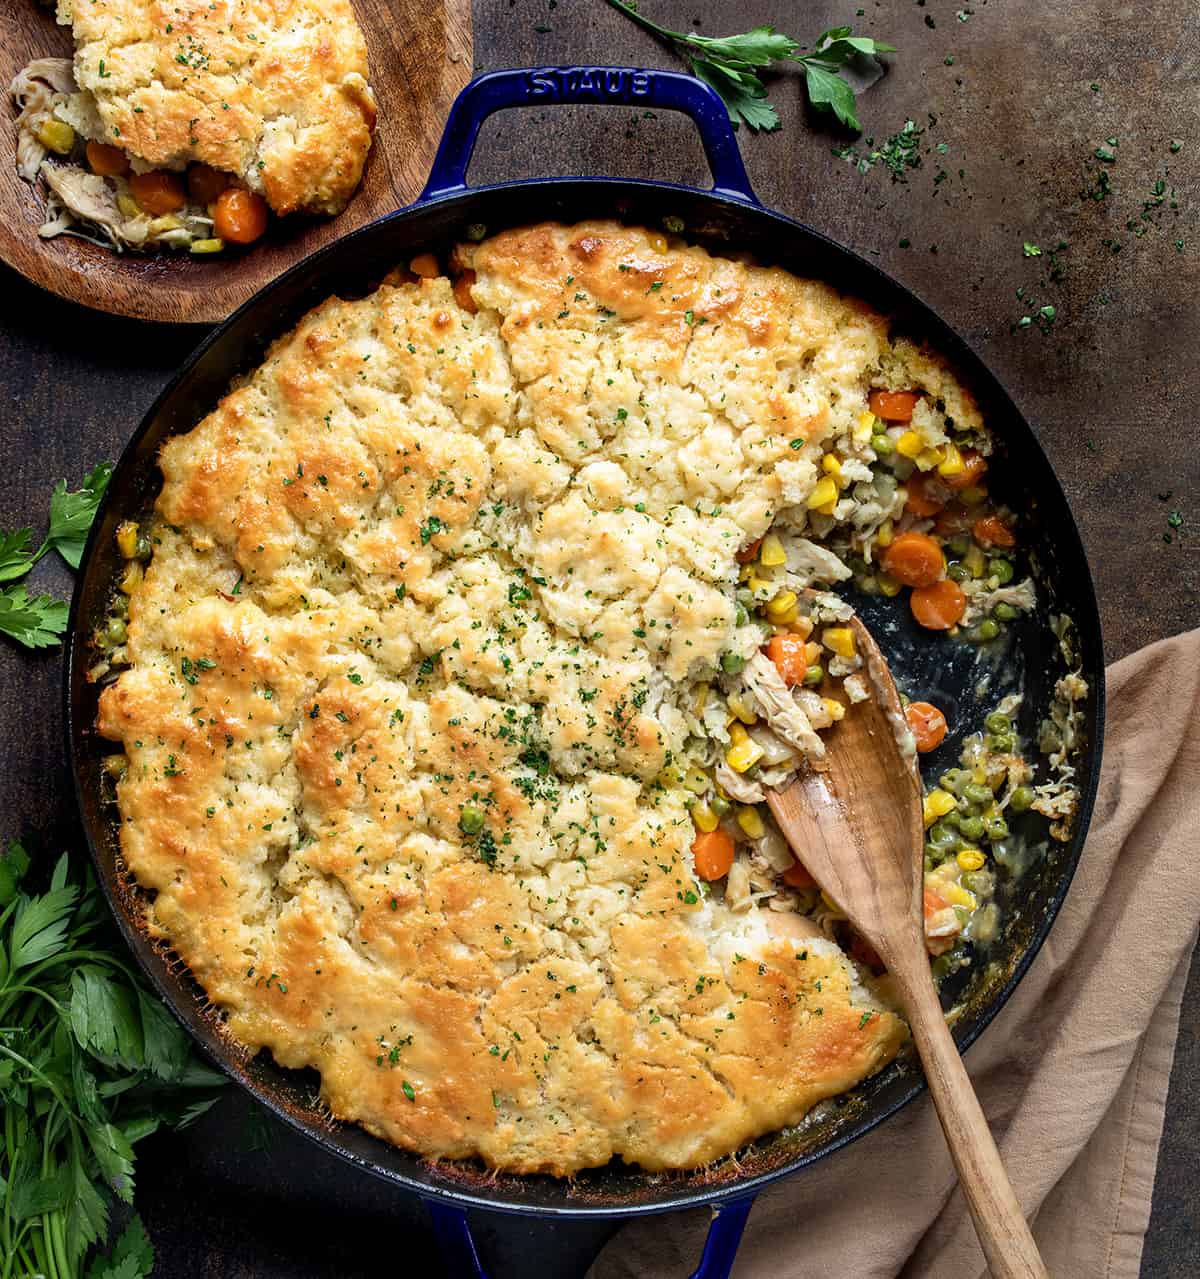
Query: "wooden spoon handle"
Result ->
[[897, 965, 1049, 1279]]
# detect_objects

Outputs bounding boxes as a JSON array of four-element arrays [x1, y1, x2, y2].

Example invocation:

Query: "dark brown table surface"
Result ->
[[1, 0, 1196, 1274]]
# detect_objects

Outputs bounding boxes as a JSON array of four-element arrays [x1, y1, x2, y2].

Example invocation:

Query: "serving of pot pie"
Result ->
[[95, 221, 1082, 1174], [9, 0, 376, 252]]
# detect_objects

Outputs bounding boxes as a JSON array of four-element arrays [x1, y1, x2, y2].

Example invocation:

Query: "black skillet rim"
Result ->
[[64, 174, 1106, 1220]]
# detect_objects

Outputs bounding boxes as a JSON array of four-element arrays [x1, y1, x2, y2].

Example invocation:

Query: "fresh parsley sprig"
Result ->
[[0, 462, 111, 651], [0, 840, 226, 1278], [601, 0, 894, 132]]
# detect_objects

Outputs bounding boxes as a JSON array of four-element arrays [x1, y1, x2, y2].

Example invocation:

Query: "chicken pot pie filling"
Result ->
[[10, 0, 376, 252], [96, 222, 1084, 1174]]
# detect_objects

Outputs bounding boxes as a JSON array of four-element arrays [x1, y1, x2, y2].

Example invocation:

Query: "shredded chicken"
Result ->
[[742, 652, 827, 759], [962, 576, 1037, 625], [782, 537, 852, 587], [714, 759, 765, 804], [10, 58, 75, 181]]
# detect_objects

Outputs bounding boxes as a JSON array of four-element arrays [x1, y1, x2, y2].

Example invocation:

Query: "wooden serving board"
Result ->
[[0, 0, 472, 324]]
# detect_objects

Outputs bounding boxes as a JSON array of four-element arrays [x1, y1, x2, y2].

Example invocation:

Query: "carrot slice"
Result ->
[[736, 536, 763, 564], [905, 472, 947, 518], [86, 141, 128, 176], [128, 170, 186, 215], [905, 701, 949, 752], [213, 189, 268, 244], [881, 531, 944, 588], [868, 388, 921, 422], [910, 579, 967, 631], [781, 859, 816, 888], [692, 829, 735, 881], [942, 450, 988, 490], [972, 515, 1015, 548], [765, 633, 809, 686]]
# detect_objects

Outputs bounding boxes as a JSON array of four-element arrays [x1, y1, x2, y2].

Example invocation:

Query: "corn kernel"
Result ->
[[923, 789, 957, 827], [815, 498, 838, 517], [789, 615, 815, 639], [683, 767, 710, 794], [941, 881, 977, 910], [803, 640, 822, 665], [956, 848, 986, 871], [807, 477, 838, 509], [937, 442, 966, 478], [691, 801, 720, 833], [965, 544, 986, 579], [649, 233, 668, 253], [726, 694, 758, 725], [896, 430, 924, 459], [117, 192, 143, 219], [726, 738, 765, 774], [148, 214, 182, 234], [115, 520, 139, 559], [729, 723, 749, 746], [876, 518, 894, 548], [37, 119, 75, 155], [736, 806, 765, 839], [821, 453, 843, 481], [853, 411, 875, 444], [820, 890, 844, 915], [915, 447, 942, 472], [822, 627, 856, 659], [766, 590, 798, 621], [822, 697, 846, 722], [760, 534, 787, 567], [747, 574, 771, 594], [189, 237, 225, 255], [119, 562, 143, 595], [858, 411, 876, 431], [878, 573, 902, 598], [693, 683, 710, 715]]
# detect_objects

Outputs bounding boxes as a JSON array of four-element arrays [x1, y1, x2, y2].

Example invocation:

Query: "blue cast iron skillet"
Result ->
[[64, 67, 1105, 1279]]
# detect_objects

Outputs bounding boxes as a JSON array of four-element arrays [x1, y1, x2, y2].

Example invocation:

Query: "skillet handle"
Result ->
[[424, 1193, 757, 1279], [418, 66, 758, 205]]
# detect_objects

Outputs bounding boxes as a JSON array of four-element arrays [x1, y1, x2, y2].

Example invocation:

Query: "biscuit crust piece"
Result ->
[[98, 224, 933, 1175], [65, 0, 375, 215]]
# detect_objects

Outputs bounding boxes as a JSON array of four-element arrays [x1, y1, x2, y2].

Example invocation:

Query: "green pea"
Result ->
[[721, 652, 746, 674], [872, 432, 894, 456], [988, 731, 1016, 753], [803, 664, 825, 687], [931, 953, 955, 980], [973, 619, 1000, 642], [710, 794, 732, 817], [993, 602, 1018, 622], [947, 563, 970, 583], [734, 604, 749, 627], [924, 852, 936, 871], [104, 617, 127, 646], [110, 594, 128, 618], [964, 782, 994, 806], [938, 769, 961, 792], [958, 815, 985, 842], [961, 871, 987, 894], [948, 535, 971, 557], [988, 557, 1014, 584], [984, 712, 1010, 734], [929, 822, 958, 848], [984, 816, 1009, 841], [458, 805, 485, 836], [135, 534, 153, 561], [1009, 785, 1034, 813]]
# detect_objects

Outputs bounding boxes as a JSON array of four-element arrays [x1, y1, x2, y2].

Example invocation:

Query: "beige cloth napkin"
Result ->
[[592, 629, 1200, 1279]]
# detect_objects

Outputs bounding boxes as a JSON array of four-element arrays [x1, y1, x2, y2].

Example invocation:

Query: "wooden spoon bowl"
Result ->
[[766, 607, 1049, 1279], [0, 0, 471, 324]]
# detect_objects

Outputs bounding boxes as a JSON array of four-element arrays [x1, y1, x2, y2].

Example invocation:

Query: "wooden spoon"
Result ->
[[765, 610, 1048, 1279]]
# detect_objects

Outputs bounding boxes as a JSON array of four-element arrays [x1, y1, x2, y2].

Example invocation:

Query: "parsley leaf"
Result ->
[[0, 527, 36, 583], [44, 462, 114, 570], [0, 586, 69, 649], [86, 1215, 155, 1279], [602, 0, 894, 133]]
